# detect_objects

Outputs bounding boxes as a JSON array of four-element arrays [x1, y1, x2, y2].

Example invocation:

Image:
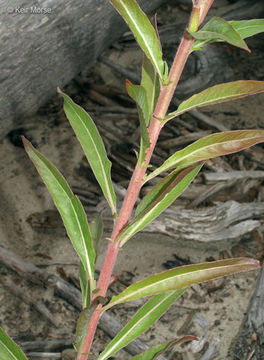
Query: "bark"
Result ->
[[0, 0, 166, 140], [92, 200, 264, 243]]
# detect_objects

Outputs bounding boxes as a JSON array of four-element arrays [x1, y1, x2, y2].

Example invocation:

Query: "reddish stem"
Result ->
[[77, 241, 119, 360], [198, 0, 215, 25], [77, 1, 215, 358]]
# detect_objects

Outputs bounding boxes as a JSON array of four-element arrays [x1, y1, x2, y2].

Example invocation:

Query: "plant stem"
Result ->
[[77, 241, 119, 360], [198, 0, 215, 25], [78, 1, 214, 358]]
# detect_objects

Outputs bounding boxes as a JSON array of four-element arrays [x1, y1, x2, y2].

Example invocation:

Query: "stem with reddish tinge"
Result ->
[[77, 243, 119, 360], [77, 1, 214, 359]]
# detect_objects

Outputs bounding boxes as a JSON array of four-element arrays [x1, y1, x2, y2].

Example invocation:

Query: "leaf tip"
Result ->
[[189, 336, 199, 342], [21, 135, 26, 144], [246, 258, 260, 267], [21, 136, 30, 151], [243, 43, 251, 53], [57, 86, 62, 94]]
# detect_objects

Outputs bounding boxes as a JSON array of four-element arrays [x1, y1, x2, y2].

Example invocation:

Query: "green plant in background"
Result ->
[[2, 0, 264, 359]]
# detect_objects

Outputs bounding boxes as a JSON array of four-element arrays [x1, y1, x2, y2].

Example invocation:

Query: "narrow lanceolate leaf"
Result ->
[[126, 80, 150, 126], [79, 261, 91, 308], [103, 258, 260, 309], [165, 80, 264, 122], [129, 336, 198, 360], [74, 306, 96, 353], [126, 80, 150, 164], [141, 54, 160, 124], [229, 19, 264, 40], [58, 89, 117, 217], [137, 164, 203, 218], [23, 137, 96, 292], [110, 0, 165, 81], [98, 290, 185, 360], [191, 16, 249, 51], [0, 327, 29, 360], [89, 213, 103, 262], [145, 130, 264, 182], [118, 164, 203, 246], [129, 55, 160, 164]]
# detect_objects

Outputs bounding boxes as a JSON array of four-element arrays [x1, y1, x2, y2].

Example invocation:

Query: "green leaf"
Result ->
[[145, 130, 264, 182], [103, 258, 260, 309], [79, 261, 91, 308], [118, 164, 203, 246], [129, 336, 198, 360], [127, 55, 160, 164], [165, 80, 264, 122], [98, 290, 185, 360], [141, 54, 160, 123], [90, 213, 103, 262], [110, 0, 165, 81], [126, 80, 150, 164], [80, 213, 103, 309], [126, 80, 150, 126], [0, 327, 29, 360], [58, 89, 117, 217], [74, 306, 95, 353], [79, 213, 103, 308], [137, 164, 203, 218], [23, 138, 96, 293], [229, 19, 264, 40], [191, 16, 249, 51]]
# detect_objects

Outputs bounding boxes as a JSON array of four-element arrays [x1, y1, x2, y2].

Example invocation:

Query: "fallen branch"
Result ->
[[26, 352, 61, 359], [0, 275, 58, 327], [190, 180, 237, 207], [149, 201, 264, 242], [21, 339, 72, 352], [98, 201, 264, 243], [159, 130, 212, 150], [188, 108, 229, 132], [0, 245, 49, 286], [204, 170, 264, 184]]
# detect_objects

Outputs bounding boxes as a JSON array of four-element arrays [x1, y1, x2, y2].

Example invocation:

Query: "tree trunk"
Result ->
[[0, 0, 166, 139]]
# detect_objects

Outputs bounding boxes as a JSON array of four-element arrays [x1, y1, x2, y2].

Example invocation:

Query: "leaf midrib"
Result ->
[[100, 292, 173, 360], [67, 100, 116, 215], [121, 179, 181, 244], [110, 262, 251, 306], [118, 0, 161, 78], [35, 153, 93, 284], [172, 82, 264, 118], [147, 134, 264, 180], [0, 339, 19, 360]]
